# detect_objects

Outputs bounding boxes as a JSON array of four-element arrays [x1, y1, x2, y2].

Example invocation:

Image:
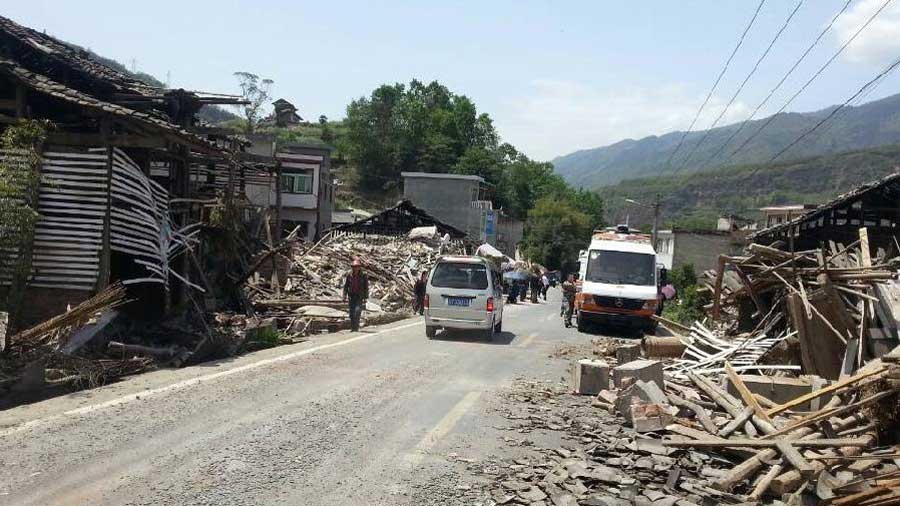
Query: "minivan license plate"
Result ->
[[447, 297, 470, 307]]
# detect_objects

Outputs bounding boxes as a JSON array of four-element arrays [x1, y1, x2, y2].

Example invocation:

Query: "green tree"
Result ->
[[233, 72, 273, 134], [522, 197, 592, 270]]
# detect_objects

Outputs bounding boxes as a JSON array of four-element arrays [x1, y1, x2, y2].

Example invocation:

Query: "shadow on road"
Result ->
[[431, 330, 516, 345], [577, 322, 645, 340]]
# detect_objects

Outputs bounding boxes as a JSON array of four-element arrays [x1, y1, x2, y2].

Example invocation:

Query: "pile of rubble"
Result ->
[[0, 285, 152, 397], [470, 345, 899, 506], [245, 230, 465, 335], [471, 232, 900, 505]]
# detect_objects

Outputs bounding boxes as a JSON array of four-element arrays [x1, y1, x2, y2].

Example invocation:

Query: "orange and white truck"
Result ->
[[575, 226, 663, 333]]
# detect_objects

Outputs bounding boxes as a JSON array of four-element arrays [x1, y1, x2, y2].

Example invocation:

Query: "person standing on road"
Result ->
[[531, 272, 541, 304], [413, 270, 428, 315], [343, 258, 369, 332], [541, 272, 550, 301], [561, 273, 577, 327]]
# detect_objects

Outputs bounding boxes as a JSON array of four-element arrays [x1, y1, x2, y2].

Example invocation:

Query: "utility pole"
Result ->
[[624, 195, 662, 248], [651, 193, 661, 249]]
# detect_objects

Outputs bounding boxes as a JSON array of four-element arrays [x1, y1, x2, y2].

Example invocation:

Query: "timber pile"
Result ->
[[246, 232, 465, 335], [468, 347, 900, 505], [691, 236, 900, 379], [0, 284, 152, 394]]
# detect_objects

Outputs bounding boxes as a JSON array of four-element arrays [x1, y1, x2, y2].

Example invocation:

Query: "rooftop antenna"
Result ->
[[130, 58, 137, 73], [166, 70, 171, 88]]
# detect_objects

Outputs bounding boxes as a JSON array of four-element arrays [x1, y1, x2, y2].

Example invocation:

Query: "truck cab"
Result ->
[[575, 227, 660, 333]]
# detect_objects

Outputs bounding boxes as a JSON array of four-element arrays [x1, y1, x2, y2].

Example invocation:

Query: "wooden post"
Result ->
[[711, 255, 727, 320], [274, 160, 282, 241], [96, 119, 113, 290], [14, 85, 27, 118]]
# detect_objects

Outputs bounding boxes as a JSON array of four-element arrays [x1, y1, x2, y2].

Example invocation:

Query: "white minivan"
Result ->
[[424, 256, 504, 340]]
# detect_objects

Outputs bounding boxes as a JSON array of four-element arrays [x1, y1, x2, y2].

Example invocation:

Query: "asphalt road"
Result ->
[[0, 290, 605, 506]]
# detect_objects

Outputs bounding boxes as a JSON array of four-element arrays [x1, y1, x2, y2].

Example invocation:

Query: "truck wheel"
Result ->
[[494, 318, 502, 333], [426, 326, 436, 339], [576, 313, 587, 332], [644, 321, 658, 335]]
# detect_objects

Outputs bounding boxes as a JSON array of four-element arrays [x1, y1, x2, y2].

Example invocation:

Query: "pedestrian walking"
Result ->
[[342, 258, 369, 332], [413, 270, 428, 315], [529, 273, 540, 303], [541, 272, 550, 300], [561, 273, 577, 327]]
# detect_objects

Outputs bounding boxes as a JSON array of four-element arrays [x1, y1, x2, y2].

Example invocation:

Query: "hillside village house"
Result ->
[[261, 98, 303, 127], [656, 229, 747, 273], [401, 171, 523, 257], [759, 204, 816, 228], [245, 134, 333, 240]]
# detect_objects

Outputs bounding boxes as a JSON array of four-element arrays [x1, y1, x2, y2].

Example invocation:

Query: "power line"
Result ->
[[673, 0, 806, 174], [662, 0, 767, 170], [698, 0, 852, 171], [734, 54, 900, 185], [724, 0, 895, 163]]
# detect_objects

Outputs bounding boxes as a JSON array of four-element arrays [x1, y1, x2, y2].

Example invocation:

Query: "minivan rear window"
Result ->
[[431, 262, 489, 289]]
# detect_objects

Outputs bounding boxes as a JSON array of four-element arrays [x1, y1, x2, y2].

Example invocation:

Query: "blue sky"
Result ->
[[6, 1, 900, 160]]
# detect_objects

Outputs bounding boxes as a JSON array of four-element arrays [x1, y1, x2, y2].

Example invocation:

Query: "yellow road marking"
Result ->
[[406, 391, 482, 466], [518, 333, 538, 347]]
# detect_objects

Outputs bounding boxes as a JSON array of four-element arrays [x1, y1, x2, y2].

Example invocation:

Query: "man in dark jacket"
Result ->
[[343, 258, 369, 331], [413, 270, 428, 315]]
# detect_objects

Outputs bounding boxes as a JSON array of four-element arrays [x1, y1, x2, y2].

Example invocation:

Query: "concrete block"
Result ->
[[244, 317, 278, 341], [615, 380, 669, 421], [725, 374, 832, 411], [613, 359, 664, 390], [630, 403, 674, 433], [572, 359, 610, 395], [616, 344, 642, 365]]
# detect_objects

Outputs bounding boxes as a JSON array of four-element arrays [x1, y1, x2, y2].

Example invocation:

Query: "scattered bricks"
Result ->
[[616, 344, 642, 364], [573, 359, 610, 395], [630, 403, 675, 433], [613, 359, 664, 390], [724, 374, 832, 411], [616, 380, 669, 422]]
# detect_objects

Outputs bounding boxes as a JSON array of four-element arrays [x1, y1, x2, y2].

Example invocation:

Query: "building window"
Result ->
[[281, 170, 314, 194]]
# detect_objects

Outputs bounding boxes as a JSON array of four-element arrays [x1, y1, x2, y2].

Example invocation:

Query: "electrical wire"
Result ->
[[662, 0, 767, 170], [724, 0, 895, 163], [673, 0, 807, 173], [698, 0, 853, 171], [733, 54, 900, 186]]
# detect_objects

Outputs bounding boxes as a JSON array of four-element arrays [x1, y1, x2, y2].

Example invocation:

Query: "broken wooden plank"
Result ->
[[725, 360, 774, 427], [766, 366, 886, 417], [663, 438, 870, 449]]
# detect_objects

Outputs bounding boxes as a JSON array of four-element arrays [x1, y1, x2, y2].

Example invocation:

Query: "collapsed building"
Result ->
[[0, 14, 276, 330]]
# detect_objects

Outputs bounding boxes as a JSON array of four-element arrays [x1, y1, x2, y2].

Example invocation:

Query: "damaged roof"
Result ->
[[330, 199, 468, 239], [0, 58, 223, 153], [750, 171, 900, 242], [0, 14, 161, 97]]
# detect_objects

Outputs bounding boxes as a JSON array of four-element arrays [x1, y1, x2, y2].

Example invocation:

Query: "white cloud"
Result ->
[[495, 79, 750, 161], [833, 0, 900, 65]]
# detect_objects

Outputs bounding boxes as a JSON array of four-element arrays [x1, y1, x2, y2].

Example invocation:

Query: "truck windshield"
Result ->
[[585, 250, 655, 286], [431, 262, 489, 289]]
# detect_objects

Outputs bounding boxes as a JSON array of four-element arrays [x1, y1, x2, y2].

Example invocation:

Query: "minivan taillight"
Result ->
[[486, 297, 495, 312], [424, 294, 430, 309]]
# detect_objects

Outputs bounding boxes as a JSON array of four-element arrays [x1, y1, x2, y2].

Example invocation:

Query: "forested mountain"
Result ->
[[599, 144, 900, 229], [553, 93, 900, 188]]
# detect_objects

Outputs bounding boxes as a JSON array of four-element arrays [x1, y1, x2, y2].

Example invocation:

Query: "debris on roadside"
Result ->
[[471, 231, 900, 505], [244, 231, 466, 337]]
